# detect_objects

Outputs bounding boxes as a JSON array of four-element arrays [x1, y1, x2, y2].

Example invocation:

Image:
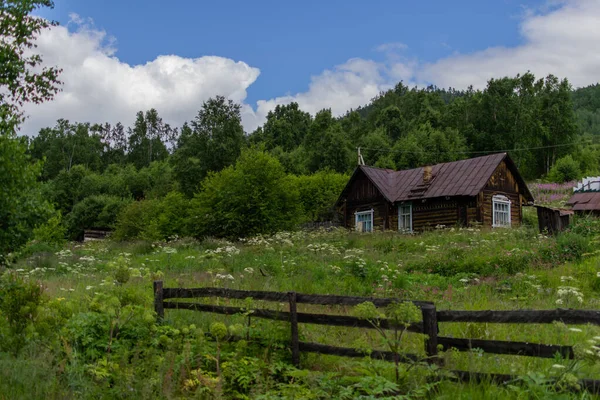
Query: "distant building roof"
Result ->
[[341, 153, 533, 203], [566, 192, 600, 211]]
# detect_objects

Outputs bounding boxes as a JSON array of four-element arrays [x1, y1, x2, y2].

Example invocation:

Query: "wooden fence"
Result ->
[[153, 282, 600, 393]]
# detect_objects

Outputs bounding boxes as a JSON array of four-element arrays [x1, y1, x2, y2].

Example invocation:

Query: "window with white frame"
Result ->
[[398, 203, 412, 233], [492, 195, 511, 227], [355, 210, 374, 232]]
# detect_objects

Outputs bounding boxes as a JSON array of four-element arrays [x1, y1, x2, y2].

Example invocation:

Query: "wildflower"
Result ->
[[86, 285, 93, 290], [568, 328, 583, 333], [556, 299, 564, 305]]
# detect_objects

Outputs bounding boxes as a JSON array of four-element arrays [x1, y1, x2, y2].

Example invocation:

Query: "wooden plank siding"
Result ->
[[343, 171, 390, 230], [480, 161, 524, 226], [339, 158, 529, 231]]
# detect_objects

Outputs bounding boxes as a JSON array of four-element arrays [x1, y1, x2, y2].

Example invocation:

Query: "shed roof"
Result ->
[[340, 153, 533, 204], [565, 192, 600, 211]]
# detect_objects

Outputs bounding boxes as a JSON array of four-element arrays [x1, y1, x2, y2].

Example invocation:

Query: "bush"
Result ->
[[113, 199, 161, 241], [556, 231, 591, 260], [0, 274, 45, 352], [189, 149, 302, 238], [548, 155, 581, 183], [112, 192, 190, 241], [293, 170, 348, 222], [65, 195, 132, 240], [156, 191, 190, 239]]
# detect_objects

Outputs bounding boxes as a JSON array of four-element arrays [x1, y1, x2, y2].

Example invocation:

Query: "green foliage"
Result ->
[[0, 274, 45, 352], [113, 199, 162, 241], [189, 149, 301, 238], [0, 0, 61, 133], [304, 109, 353, 173], [251, 102, 312, 151], [210, 322, 228, 341], [556, 232, 591, 261], [113, 191, 190, 241], [293, 170, 348, 222], [547, 155, 582, 182], [65, 195, 131, 239], [32, 211, 67, 246], [0, 136, 53, 260], [172, 96, 245, 196], [30, 120, 105, 180], [126, 109, 173, 169]]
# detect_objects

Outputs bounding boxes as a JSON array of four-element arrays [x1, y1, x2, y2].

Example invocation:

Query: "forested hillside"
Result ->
[[2, 0, 600, 257], [11, 74, 599, 251]]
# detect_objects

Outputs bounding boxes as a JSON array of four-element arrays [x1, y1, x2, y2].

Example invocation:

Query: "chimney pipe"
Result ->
[[423, 166, 432, 184]]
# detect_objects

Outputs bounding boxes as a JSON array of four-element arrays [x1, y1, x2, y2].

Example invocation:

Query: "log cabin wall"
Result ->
[[480, 161, 523, 226], [390, 197, 477, 231], [412, 198, 460, 231], [342, 172, 390, 230]]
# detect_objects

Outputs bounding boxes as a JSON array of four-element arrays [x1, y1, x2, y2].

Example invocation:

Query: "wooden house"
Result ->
[[566, 177, 600, 216], [335, 153, 534, 232]]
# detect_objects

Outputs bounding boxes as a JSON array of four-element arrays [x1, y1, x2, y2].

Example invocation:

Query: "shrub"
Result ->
[[113, 192, 190, 241], [292, 170, 348, 222], [65, 195, 131, 240], [556, 231, 591, 260], [113, 199, 161, 241], [189, 149, 302, 238], [32, 211, 67, 246], [156, 191, 190, 239], [548, 155, 581, 183], [0, 274, 45, 352]]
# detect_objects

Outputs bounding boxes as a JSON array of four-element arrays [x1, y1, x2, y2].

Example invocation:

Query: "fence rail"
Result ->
[[153, 282, 600, 394]]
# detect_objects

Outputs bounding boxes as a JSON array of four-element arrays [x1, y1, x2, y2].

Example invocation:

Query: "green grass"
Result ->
[[2, 225, 600, 399]]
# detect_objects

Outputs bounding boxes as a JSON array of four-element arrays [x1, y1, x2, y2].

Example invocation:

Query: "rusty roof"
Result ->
[[534, 205, 574, 216], [566, 192, 600, 211], [350, 153, 533, 203]]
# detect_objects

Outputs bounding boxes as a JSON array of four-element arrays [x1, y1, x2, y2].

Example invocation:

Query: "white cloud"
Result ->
[[21, 14, 260, 135], [22, 1, 600, 136], [375, 42, 408, 53], [417, 0, 600, 89]]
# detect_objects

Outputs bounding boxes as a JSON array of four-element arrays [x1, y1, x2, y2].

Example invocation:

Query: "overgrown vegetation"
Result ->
[[3, 1, 600, 398], [2, 218, 600, 398]]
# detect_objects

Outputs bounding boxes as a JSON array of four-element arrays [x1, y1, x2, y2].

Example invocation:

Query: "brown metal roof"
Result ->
[[566, 192, 600, 211], [357, 153, 533, 203], [534, 205, 574, 216]]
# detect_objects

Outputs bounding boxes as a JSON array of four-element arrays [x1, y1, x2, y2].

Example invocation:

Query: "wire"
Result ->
[[357, 139, 594, 155]]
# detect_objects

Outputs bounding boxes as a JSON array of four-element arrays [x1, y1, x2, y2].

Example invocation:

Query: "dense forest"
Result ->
[[2, 0, 600, 262]]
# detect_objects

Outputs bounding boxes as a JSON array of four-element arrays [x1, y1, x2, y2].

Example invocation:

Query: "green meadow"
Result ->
[[2, 214, 600, 399]]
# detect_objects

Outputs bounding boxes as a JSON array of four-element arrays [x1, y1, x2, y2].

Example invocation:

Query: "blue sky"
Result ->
[[26, 0, 599, 134], [39, 0, 547, 104]]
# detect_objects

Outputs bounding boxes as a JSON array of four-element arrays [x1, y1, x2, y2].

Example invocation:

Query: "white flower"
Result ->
[[86, 286, 93, 290], [556, 299, 564, 305], [552, 364, 566, 369], [568, 328, 583, 333]]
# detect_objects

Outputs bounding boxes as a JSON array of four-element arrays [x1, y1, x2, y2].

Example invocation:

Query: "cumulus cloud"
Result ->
[[417, 0, 600, 89], [21, 14, 260, 135], [21, 1, 600, 135]]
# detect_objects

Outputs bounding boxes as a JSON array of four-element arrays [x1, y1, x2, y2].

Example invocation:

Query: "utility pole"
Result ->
[[357, 147, 365, 166]]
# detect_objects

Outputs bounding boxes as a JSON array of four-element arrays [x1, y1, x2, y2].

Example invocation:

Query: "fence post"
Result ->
[[288, 291, 300, 368], [154, 280, 164, 321], [421, 304, 439, 364]]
